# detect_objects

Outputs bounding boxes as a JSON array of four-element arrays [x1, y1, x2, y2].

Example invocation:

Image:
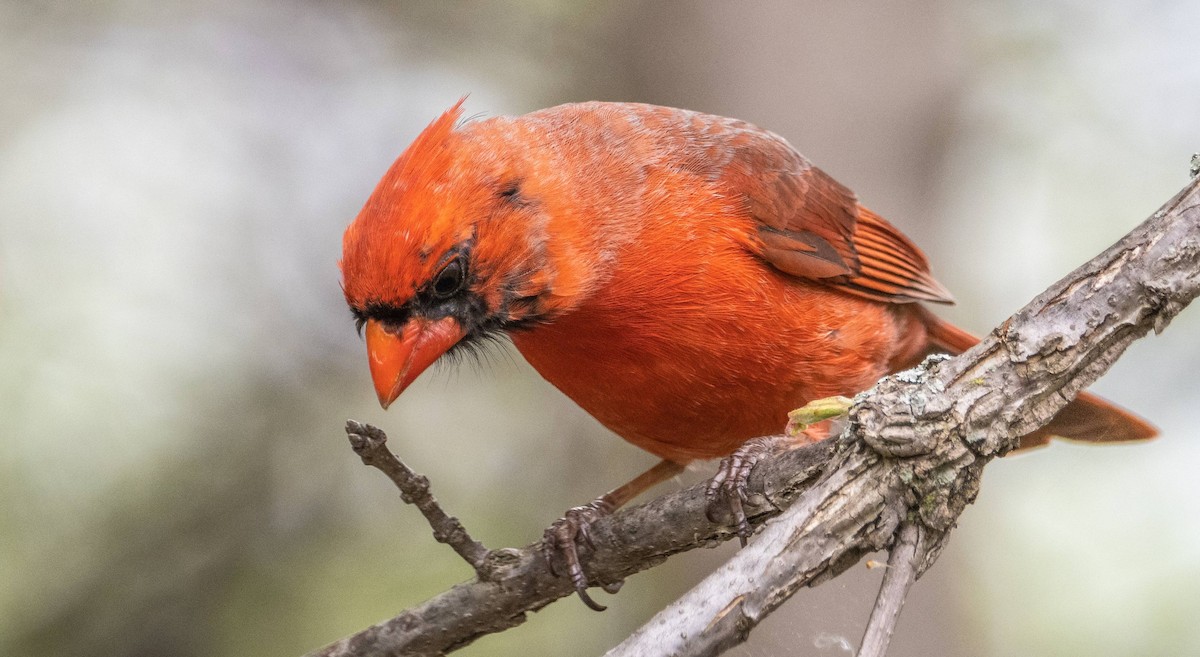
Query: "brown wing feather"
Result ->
[[840, 209, 955, 304], [717, 129, 861, 279], [700, 118, 953, 305], [645, 106, 952, 305]]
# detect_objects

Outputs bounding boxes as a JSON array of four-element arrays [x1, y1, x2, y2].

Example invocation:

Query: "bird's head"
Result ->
[[340, 100, 595, 408]]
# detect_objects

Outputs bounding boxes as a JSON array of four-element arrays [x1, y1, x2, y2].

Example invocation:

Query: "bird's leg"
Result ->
[[542, 458, 684, 611], [706, 396, 853, 545]]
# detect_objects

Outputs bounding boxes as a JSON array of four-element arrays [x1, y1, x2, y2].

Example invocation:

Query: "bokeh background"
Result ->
[[3, 2, 1199, 656]]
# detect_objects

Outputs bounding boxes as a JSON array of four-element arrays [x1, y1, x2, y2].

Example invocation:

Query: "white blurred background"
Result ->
[[2, 2, 1198, 656]]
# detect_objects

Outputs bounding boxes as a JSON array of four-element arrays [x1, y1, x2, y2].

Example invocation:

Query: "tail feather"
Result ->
[[914, 307, 1157, 451], [1021, 392, 1158, 449]]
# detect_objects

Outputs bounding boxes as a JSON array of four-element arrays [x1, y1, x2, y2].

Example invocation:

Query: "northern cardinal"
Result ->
[[340, 100, 1155, 608]]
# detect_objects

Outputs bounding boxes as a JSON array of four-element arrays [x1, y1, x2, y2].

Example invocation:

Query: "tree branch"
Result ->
[[345, 420, 491, 577], [308, 432, 836, 657], [308, 176, 1200, 657], [858, 522, 924, 657]]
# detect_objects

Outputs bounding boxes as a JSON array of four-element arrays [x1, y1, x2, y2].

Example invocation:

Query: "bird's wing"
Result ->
[[708, 122, 954, 305]]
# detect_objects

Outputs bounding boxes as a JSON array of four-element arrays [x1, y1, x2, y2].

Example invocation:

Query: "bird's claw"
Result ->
[[705, 435, 785, 546], [542, 501, 611, 611], [707, 402, 846, 544]]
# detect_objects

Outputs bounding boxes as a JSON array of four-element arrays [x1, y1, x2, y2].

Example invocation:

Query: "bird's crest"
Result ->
[[341, 98, 470, 307], [375, 97, 466, 202]]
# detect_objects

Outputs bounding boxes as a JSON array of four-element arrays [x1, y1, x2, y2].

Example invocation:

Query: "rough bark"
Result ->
[[307, 175, 1200, 657]]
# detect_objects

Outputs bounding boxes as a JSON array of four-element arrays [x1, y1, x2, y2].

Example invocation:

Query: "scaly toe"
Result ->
[[542, 503, 609, 611]]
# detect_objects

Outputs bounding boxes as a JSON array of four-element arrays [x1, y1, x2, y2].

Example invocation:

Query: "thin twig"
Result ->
[[858, 522, 923, 657], [345, 420, 491, 576]]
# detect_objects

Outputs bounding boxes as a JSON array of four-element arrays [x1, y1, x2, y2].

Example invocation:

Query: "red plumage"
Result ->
[[341, 101, 1153, 462]]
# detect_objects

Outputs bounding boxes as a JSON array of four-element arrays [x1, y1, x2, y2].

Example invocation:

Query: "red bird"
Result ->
[[340, 100, 1154, 608]]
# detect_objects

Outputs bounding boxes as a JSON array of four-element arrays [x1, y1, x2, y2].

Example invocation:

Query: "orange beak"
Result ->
[[365, 316, 465, 409]]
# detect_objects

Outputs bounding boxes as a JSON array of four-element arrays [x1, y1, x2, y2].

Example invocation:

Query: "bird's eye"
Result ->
[[431, 258, 466, 299]]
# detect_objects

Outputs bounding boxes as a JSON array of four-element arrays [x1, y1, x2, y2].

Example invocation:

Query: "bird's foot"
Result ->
[[705, 435, 789, 546], [542, 500, 617, 611], [785, 395, 853, 436], [705, 397, 852, 546]]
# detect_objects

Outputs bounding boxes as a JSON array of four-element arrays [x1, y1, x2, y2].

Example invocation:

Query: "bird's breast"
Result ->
[[510, 247, 922, 463]]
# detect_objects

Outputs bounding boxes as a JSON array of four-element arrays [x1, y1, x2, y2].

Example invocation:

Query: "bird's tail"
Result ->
[[915, 307, 1157, 451]]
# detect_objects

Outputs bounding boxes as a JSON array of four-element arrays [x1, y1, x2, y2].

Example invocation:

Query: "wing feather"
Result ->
[[648, 106, 953, 305], [848, 209, 955, 304], [698, 117, 953, 305]]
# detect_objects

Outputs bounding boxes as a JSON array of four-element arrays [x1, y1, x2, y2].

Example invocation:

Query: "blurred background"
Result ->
[[2, 1, 1198, 655]]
